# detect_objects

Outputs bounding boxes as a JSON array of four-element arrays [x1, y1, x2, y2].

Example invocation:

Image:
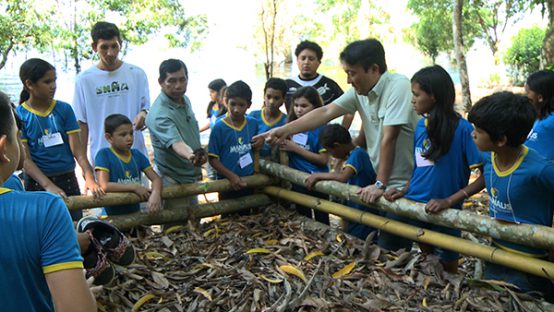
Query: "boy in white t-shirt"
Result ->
[[73, 21, 150, 164]]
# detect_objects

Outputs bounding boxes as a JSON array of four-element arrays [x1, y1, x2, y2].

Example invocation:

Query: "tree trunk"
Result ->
[[259, 160, 554, 250], [107, 194, 272, 230], [264, 186, 554, 280], [65, 174, 274, 210], [0, 41, 14, 71], [541, 0, 554, 68], [453, 0, 472, 112]]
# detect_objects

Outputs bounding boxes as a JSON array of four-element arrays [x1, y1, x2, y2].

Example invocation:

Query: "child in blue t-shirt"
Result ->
[[384, 65, 483, 273], [0, 92, 96, 311], [524, 70, 554, 160], [16, 58, 103, 221], [200, 79, 227, 132], [95, 114, 162, 216], [248, 78, 288, 158], [305, 124, 377, 239], [280, 86, 330, 224], [468, 91, 554, 299], [208, 81, 264, 199]]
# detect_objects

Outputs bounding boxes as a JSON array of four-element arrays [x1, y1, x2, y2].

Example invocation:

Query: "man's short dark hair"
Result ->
[[340, 38, 387, 73], [226, 80, 252, 104], [319, 124, 352, 148], [468, 91, 536, 147], [295, 40, 323, 61], [104, 114, 132, 135], [91, 21, 121, 44], [159, 59, 188, 81]]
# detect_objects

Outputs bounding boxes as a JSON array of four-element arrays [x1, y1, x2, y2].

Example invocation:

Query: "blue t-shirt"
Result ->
[[3, 173, 24, 191], [248, 109, 287, 157], [0, 188, 83, 311], [95, 148, 152, 215], [208, 117, 258, 179], [405, 118, 481, 209], [482, 147, 554, 256], [209, 107, 225, 129], [345, 147, 376, 188], [288, 127, 329, 174], [17, 100, 80, 175], [525, 113, 554, 160]]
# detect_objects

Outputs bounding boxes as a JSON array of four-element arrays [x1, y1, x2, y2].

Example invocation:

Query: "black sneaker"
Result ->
[[77, 216, 135, 266], [82, 232, 115, 285]]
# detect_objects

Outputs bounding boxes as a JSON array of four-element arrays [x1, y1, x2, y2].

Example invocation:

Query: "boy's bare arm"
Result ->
[[305, 167, 354, 190], [143, 167, 163, 214], [46, 269, 96, 312], [209, 157, 246, 190]]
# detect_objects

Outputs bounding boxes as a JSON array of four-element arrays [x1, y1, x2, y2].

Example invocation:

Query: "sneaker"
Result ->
[[77, 216, 135, 266], [82, 232, 115, 286]]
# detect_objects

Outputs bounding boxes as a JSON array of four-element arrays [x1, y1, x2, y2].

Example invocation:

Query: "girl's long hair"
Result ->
[[287, 86, 323, 122], [411, 65, 459, 161]]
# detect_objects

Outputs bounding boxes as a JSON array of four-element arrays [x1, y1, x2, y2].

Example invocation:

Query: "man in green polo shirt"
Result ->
[[146, 59, 206, 210], [259, 39, 419, 251]]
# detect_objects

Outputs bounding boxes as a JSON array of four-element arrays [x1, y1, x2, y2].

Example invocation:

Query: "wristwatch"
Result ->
[[374, 180, 386, 190]]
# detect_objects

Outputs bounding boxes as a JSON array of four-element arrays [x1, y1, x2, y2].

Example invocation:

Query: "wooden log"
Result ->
[[106, 194, 273, 230], [64, 174, 273, 210], [264, 186, 554, 279], [260, 159, 554, 250]]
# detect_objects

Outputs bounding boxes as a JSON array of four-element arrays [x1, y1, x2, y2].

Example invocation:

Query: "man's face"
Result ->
[[159, 68, 188, 102], [342, 62, 381, 95], [93, 37, 121, 69], [297, 49, 321, 80]]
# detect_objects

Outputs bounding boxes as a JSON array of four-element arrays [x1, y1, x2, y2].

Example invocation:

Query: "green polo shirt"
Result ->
[[334, 71, 420, 189], [146, 92, 202, 184]]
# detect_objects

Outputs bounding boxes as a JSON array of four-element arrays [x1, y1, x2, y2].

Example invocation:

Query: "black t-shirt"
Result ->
[[285, 74, 344, 113]]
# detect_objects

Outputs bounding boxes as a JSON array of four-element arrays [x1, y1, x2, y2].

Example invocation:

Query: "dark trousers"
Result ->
[[25, 171, 83, 221]]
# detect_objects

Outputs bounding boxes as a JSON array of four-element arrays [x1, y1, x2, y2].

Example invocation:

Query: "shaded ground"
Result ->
[[96, 201, 551, 312]]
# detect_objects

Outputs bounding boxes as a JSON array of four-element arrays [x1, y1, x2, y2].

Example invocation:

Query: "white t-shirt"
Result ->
[[72, 62, 150, 162], [334, 71, 419, 189]]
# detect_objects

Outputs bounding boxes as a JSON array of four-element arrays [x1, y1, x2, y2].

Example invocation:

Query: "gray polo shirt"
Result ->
[[146, 92, 202, 184], [334, 71, 419, 189]]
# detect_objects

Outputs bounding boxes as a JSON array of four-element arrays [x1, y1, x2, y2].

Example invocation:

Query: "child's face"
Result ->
[[293, 96, 315, 119], [524, 84, 542, 108], [325, 143, 350, 160], [227, 97, 249, 121], [106, 124, 134, 151], [264, 88, 285, 111], [471, 126, 495, 152], [411, 82, 435, 115], [209, 89, 219, 102], [26, 69, 56, 103], [297, 49, 321, 79]]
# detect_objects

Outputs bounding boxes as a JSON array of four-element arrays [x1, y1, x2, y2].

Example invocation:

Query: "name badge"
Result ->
[[415, 151, 433, 167], [239, 153, 253, 168], [292, 133, 308, 146], [42, 132, 64, 148]]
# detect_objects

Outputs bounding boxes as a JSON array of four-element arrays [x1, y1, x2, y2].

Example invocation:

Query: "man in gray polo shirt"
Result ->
[[146, 59, 206, 209], [261, 39, 419, 250]]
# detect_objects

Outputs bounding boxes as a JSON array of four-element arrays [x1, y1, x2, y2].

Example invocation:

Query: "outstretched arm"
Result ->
[[305, 166, 355, 190], [46, 269, 96, 312]]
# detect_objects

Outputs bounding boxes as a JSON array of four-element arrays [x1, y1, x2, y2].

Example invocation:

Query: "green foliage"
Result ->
[[0, 1, 56, 69], [407, 0, 482, 61], [504, 26, 546, 86]]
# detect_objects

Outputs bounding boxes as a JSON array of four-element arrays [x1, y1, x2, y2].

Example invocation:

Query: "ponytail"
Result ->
[[19, 89, 30, 104]]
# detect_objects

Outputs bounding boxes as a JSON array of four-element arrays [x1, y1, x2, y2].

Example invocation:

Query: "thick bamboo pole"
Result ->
[[64, 174, 273, 210], [264, 186, 554, 279], [260, 160, 554, 250], [106, 194, 272, 230]]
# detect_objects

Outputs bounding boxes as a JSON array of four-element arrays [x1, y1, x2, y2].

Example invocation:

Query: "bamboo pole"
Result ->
[[65, 174, 273, 210], [106, 194, 272, 230], [260, 160, 554, 250], [264, 186, 554, 279]]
